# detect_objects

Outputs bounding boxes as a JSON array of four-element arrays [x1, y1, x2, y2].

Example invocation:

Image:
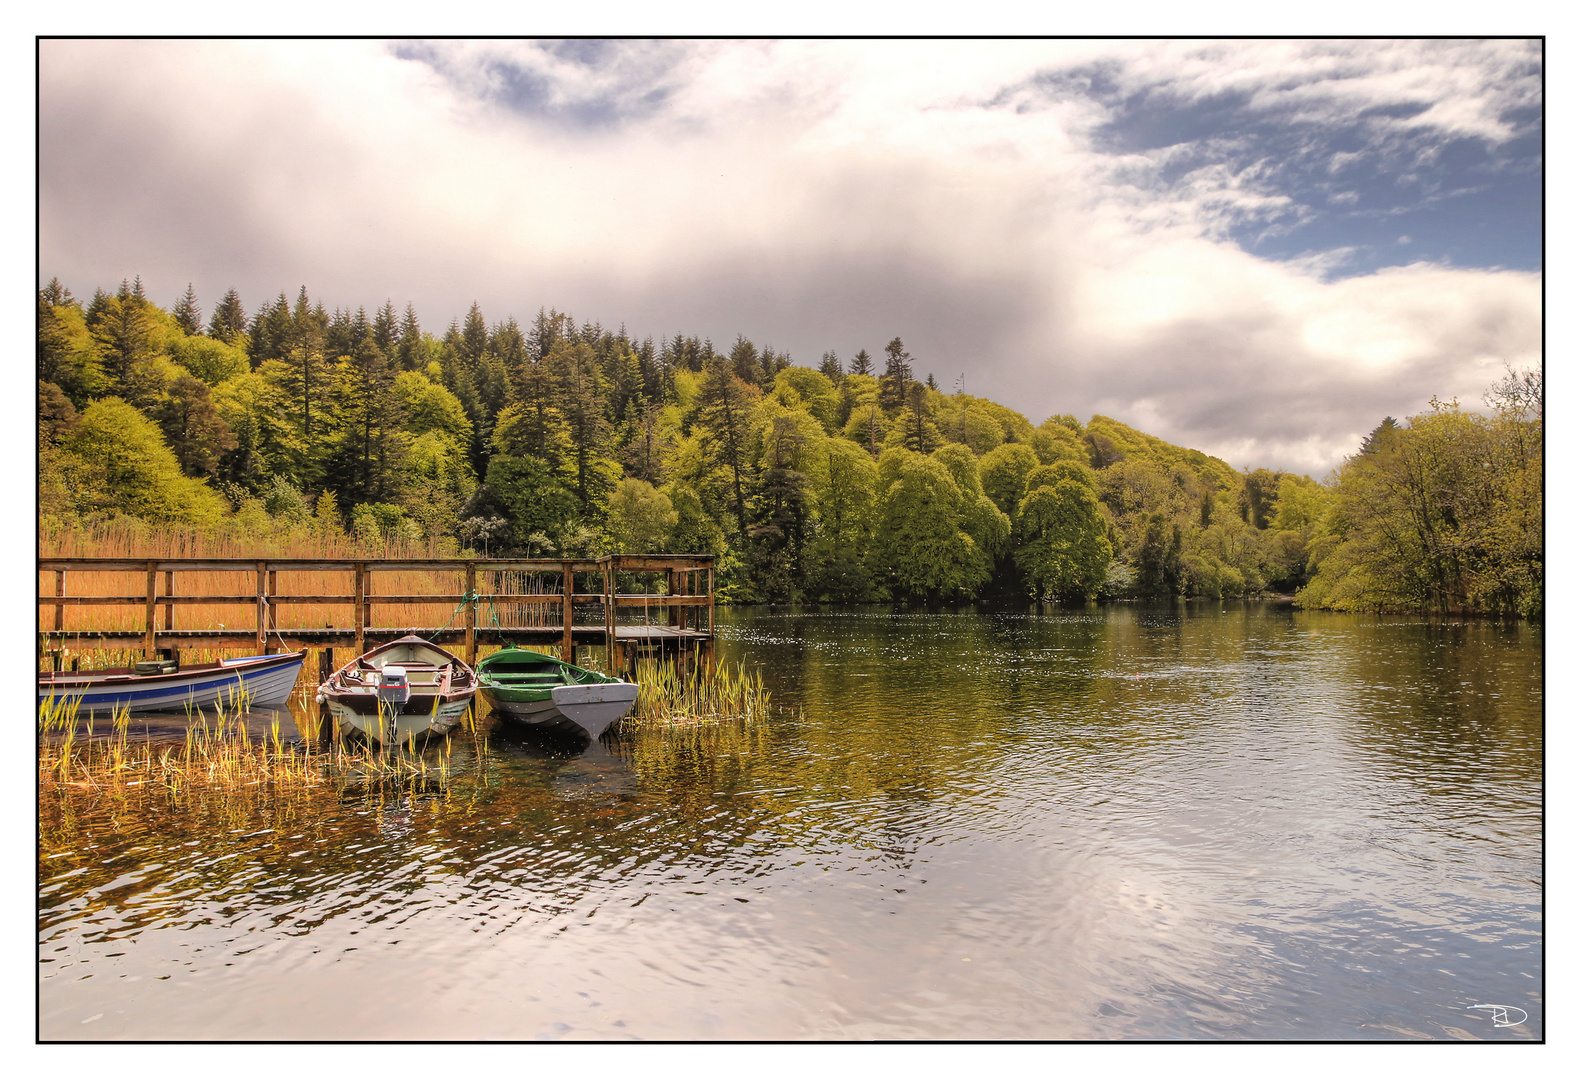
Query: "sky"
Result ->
[[37, 37, 1542, 476]]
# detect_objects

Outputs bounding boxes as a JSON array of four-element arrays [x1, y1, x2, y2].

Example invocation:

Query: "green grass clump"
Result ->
[[625, 657, 770, 728]]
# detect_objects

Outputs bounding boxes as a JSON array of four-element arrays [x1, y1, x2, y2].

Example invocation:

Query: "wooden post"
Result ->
[[255, 561, 268, 654], [54, 570, 63, 633], [561, 561, 574, 662], [267, 568, 278, 648], [705, 564, 715, 670], [603, 558, 617, 674], [144, 560, 158, 658], [464, 561, 477, 664], [667, 569, 680, 628], [164, 570, 175, 631], [317, 648, 335, 745], [354, 562, 366, 656]]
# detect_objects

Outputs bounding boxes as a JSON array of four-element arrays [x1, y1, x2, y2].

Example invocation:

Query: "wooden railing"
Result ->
[[38, 554, 715, 666]]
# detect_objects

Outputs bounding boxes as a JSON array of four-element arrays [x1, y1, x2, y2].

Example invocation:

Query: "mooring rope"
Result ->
[[421, 588, 482, 643]]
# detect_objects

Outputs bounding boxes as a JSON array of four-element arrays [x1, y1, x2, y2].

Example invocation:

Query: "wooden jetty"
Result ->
[[38, 554, 715, 679]]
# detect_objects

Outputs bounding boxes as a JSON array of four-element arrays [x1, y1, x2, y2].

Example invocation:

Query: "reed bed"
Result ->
[[38, 690, 488, 804], [624, 657, 771, 729]]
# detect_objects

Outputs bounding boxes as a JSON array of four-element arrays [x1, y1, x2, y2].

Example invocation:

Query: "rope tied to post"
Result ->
[[422, 587, 483, 643]]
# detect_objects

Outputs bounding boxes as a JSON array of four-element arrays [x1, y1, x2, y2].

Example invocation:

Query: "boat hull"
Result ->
[[325, 694, 472, 745], [550, 682, 640, 738], [477, 648, 639, 739], [37, 653, 306, 715], [316, 635, 477, 746], [478, 688, 561, 725], [481, 685, 637, 739]]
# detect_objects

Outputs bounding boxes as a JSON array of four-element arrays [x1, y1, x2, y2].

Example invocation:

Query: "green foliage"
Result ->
[[1270, 475, 1332, 536], [1028, 418, 1088, 466], [665, 482, 726, 558], [979, 443, 1039, 519], [37, 298, 105, 405], [842, 401, 892, 455], [931, 443, 983, 497], [1297, 372, 1542, 618], [397, 372, 474, 443], [870, 449, 994, 601], [690, 354, 761, 534], [59, 398, 228, 526], [772, 366, 841, 433], [169, 334, 249, 386], [1083, 414, 1239, 492], [937, 394, 1011, 454], [608, 478, 678, 553], [1134, 513, 1184, 600], [1239, 468, 1282, 529], [483, 454, 580, 547], [1015, 479, 1112, 600], [1028, 460, 1096, 493], [38, 381, 78, 448], [804, 440, 879, 601], [350, 501, 417, 546], [153, 375, 238, 477], [213, 367, 302, 491]]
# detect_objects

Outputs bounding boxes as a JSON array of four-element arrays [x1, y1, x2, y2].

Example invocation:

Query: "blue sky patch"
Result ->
[[1032, 56, 1541, 277]]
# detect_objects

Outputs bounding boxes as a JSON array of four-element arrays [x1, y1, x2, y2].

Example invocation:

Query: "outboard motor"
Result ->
[[376, 665, 411, 707]]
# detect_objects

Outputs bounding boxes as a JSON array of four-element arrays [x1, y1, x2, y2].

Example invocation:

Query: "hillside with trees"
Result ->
[[36, 278, 1541, 617]]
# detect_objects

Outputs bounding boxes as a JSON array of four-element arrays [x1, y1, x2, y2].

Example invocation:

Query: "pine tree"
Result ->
[[1360, 417, 1399, 455], [849, 348, 873, 377], [208, 288, 248, 344], [326, 307, 354, 356], [249, 293, 292, 362], [819, 350, 843, 382], [88, 290, 158, 404], [880, 337, 912, 411], [729, 334, 761, 387], [462, 302, 488, 362], [172, 284, 202, 335], [154, 375, 239, 477], [491, 317, 528, 390], [549, 340, 615, 513], [372, 300, 398, 353], [40, 277, 74, 307], [326, 338, 407, 504], [529, 308, 574, 363], [694, 353, 758, 534], [396, 304, 424, 370]]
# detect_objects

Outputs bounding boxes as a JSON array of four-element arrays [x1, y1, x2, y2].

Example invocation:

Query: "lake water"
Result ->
[[38, 602, 1543, 1041]]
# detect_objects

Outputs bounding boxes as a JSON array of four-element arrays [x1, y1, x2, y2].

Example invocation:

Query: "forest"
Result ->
[[36, 277, 1543, 618]]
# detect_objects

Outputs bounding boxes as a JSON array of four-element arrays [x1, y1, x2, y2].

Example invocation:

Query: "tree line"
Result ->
[[36, 277, 1541, 616]]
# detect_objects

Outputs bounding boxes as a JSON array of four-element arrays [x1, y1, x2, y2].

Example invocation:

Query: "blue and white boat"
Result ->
[[38, 651, 307, 715]]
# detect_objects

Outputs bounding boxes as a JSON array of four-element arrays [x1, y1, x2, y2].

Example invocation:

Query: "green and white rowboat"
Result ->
[[477, 646, 639, 739]]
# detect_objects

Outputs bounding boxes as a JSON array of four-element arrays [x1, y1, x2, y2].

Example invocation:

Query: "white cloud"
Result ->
[[38, 38, 1541, 476]]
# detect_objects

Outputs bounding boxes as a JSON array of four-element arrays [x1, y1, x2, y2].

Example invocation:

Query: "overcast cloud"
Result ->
[[38, 38, 1541, 475]]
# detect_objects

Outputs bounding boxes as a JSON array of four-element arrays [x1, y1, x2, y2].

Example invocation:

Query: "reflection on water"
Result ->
[[38, 603, 1541, 1040]]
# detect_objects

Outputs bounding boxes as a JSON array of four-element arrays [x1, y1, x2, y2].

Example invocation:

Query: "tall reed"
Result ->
[[624, 657, 770, 728], [39, 690, 487, 801]]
